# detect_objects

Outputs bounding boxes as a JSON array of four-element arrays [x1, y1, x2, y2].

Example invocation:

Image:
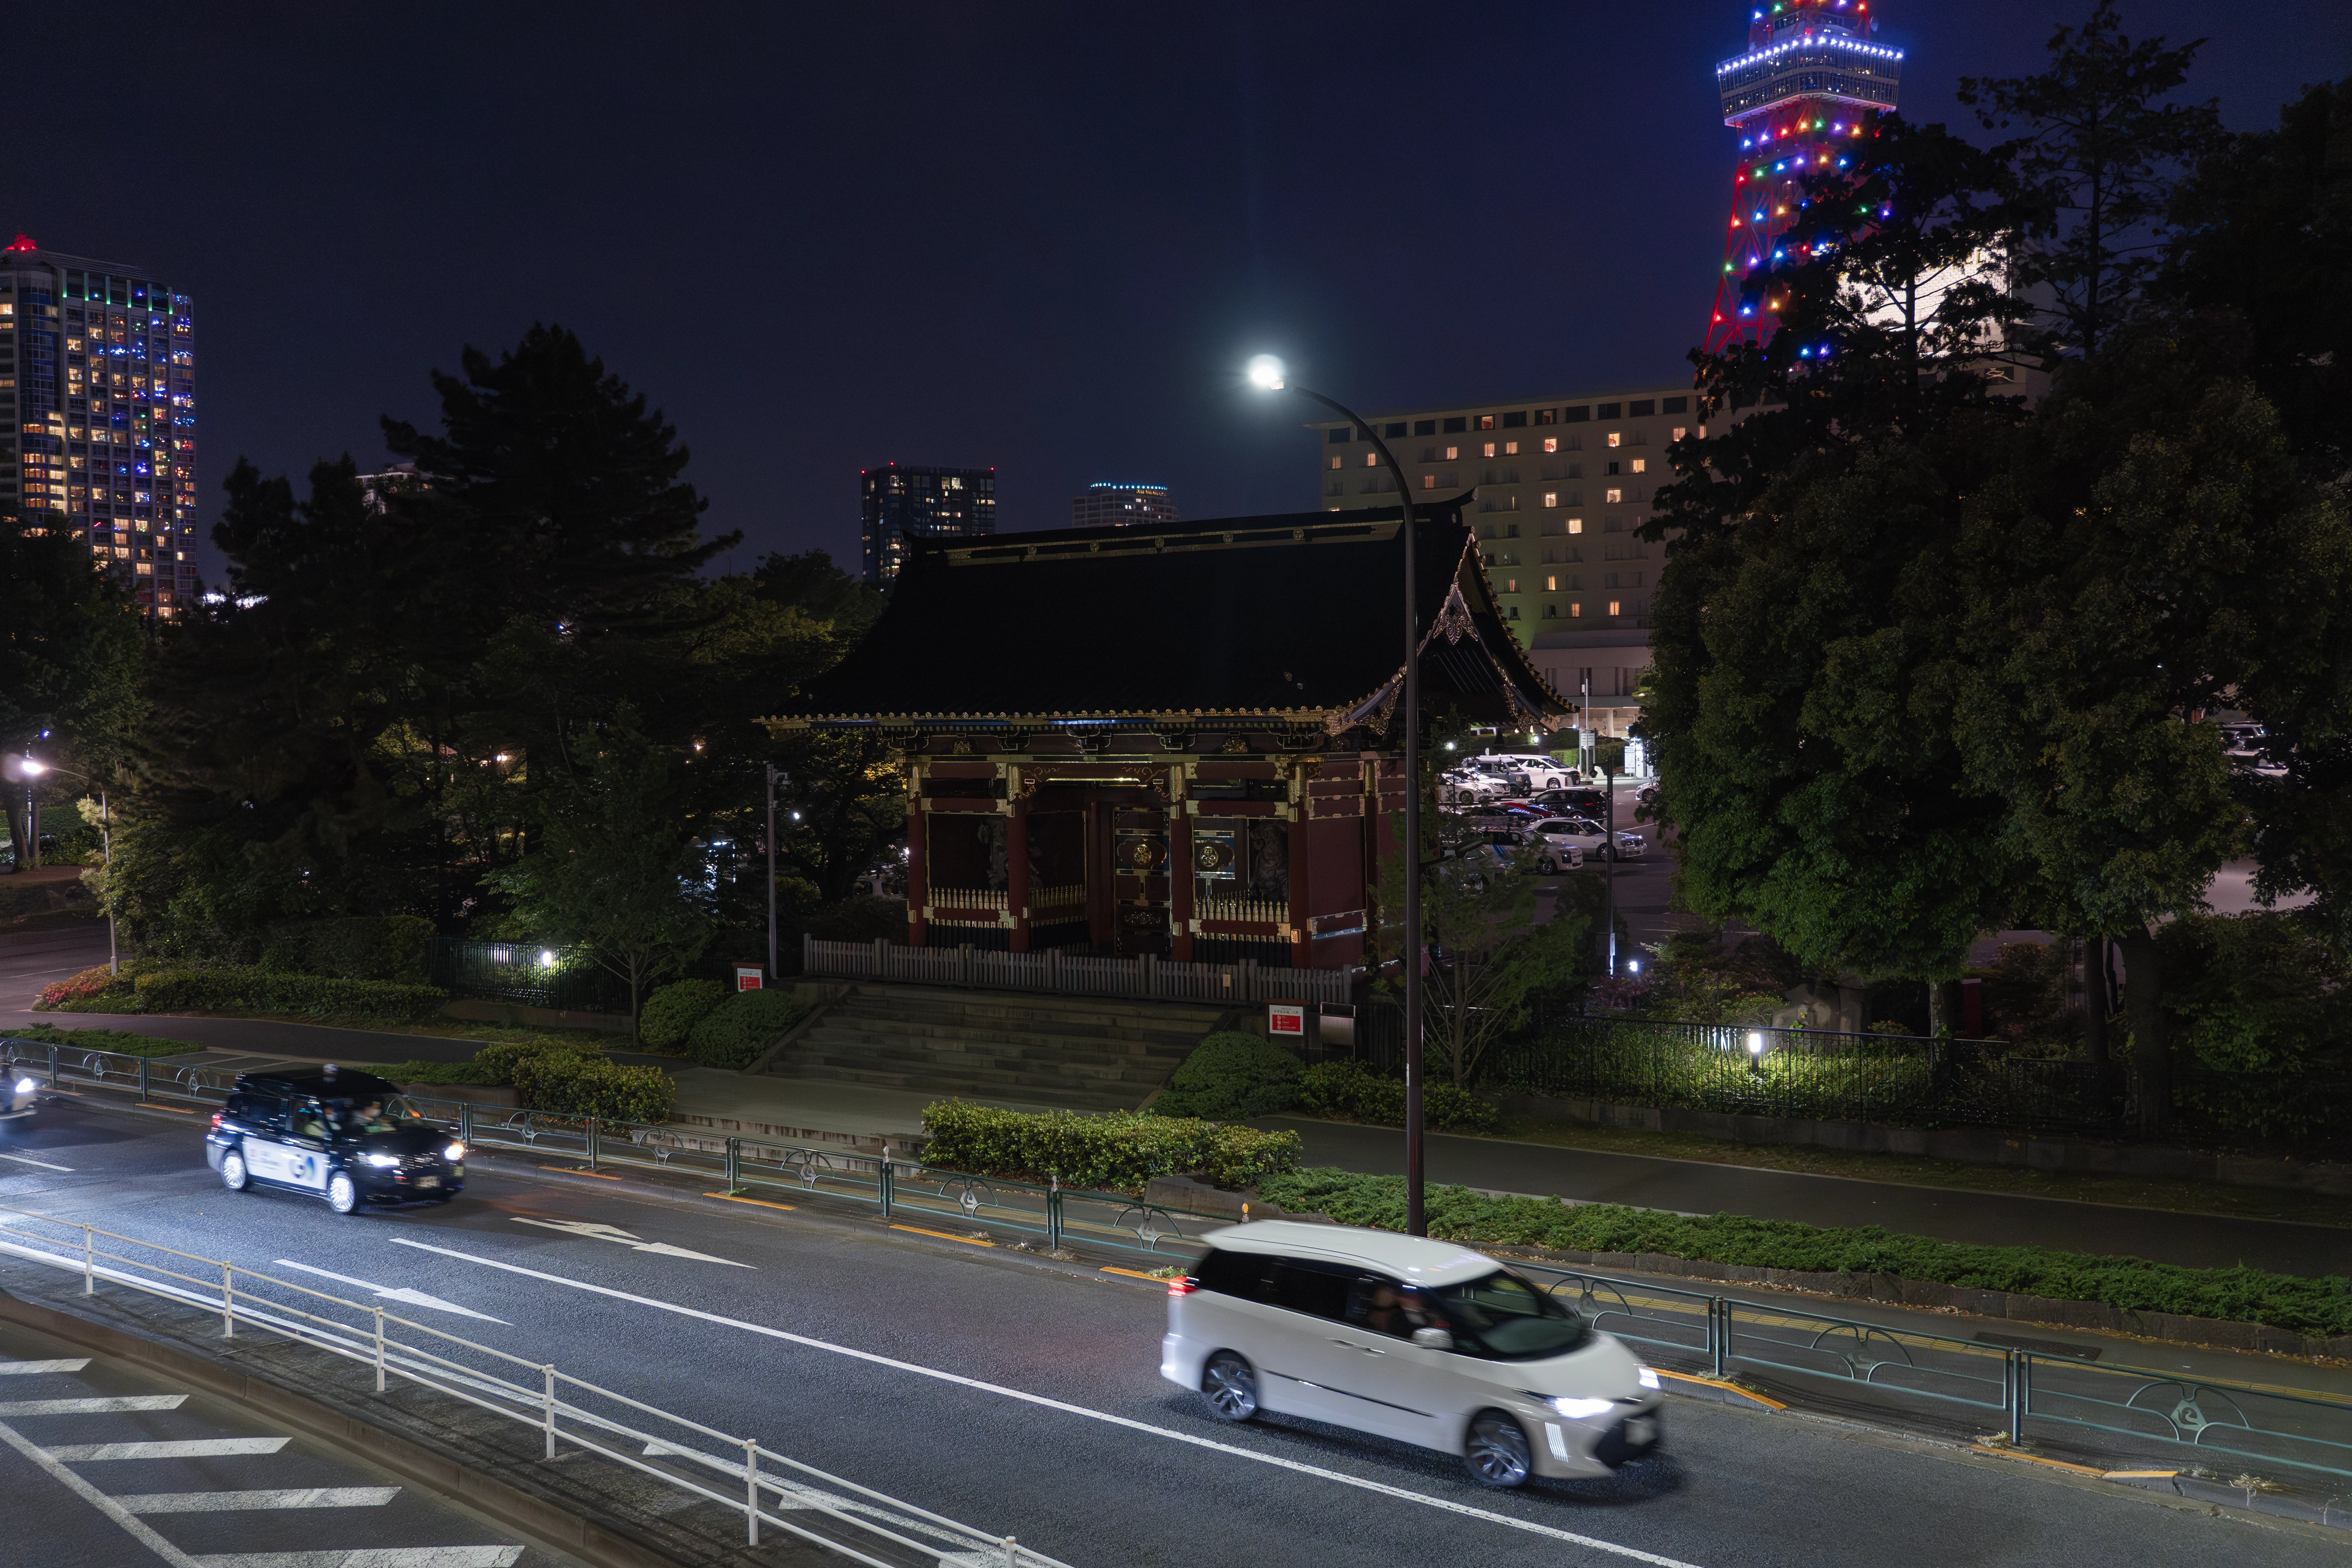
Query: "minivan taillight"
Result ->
[[209, 1112, 223, 1131], [1167, 1277, 1198, 1297]]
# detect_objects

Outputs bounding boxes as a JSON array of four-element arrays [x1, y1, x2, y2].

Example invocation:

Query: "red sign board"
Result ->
[[734, 965, 765, 992], [1267, 1003, 1305, 1036]]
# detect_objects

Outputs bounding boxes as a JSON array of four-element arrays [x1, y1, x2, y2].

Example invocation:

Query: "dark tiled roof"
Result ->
[[773, 502, 1573, 731]]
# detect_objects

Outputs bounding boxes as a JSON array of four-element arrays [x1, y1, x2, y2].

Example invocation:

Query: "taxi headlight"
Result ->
[[363, 1152, 401, 1167], [444, 1142, 466, 1161], [12, 1078, 34, 1095], [1639, 1367, 1661, 1390], [1534, 1395, 1616, 1420]]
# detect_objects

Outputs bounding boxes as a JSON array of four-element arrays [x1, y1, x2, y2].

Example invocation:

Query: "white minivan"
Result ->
[[1161, 1221, 1663, 1488]]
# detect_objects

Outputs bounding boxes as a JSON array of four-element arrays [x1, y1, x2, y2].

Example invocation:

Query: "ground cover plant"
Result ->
[[1151, 1031, 1303, 1120], [921, 1101, 1302, 1191], [3, 1021, 200, 1058], [683, 988, 810, 1069], [1254, 1169, 2352, 1338], [1295, 1060, 1500, 1133]]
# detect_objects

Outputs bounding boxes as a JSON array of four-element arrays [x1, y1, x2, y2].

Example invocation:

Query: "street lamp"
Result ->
[[21, 759, 116, 975], [1248, 354, 1431, 1237]]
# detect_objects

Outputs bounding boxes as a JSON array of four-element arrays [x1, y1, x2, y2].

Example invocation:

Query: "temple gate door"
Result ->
[[1111, 809, 1171, 956]]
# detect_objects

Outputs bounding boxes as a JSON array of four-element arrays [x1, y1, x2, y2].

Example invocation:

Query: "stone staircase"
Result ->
[[761, 983, 1225, 1111]]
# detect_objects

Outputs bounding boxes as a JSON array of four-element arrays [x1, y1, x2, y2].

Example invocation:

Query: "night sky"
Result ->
[[12, 2, 2347, 577]]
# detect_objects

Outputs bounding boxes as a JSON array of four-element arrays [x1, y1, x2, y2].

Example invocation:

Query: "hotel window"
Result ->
[[1571, 602, 1583, 617], [1606, 488, 1623, 504], [1443, 417, 1466, 433], [1477, 415, 1496, 430], [1504, 440, 1519, 456], [1543, 604, 1558, 618], [1364, 452, 1379, 467], [1505, 578, 1517, 593], [1608, 600, 1622, 617], [1541, 492, 1557, 509], [1507, 605, 1520, 620], [1328, 455, 1342, 470], [1662, 396, 1688, 414], [1414, 419, 1436, 436], [1543, 437, 1558, 453], [1672, 426, 1688, 441], [1445, 445, 1459, 460], [1421, 474, 1437, 489], [1481, 442, 1496, 458], [1535, 408, 1557, 425], [1607, 432, 1623, 448], [1567, 518, 1584, 534], [1630, 459, 1646, 474], [1545, 575, 1558, 591]]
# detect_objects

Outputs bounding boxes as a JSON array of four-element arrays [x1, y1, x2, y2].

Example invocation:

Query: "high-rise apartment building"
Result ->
[[860, 462, 995, 587], [1310, 383, 1697, 638], [0, 235, 197, 618], [1070, 482, 1177, 530]]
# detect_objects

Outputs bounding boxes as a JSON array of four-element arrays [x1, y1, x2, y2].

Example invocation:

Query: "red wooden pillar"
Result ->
[[1169, 780, 1194, 962], [1288, 787, 1311, 969], [1007, 790, 1031, 953], [906, 769, 928, 949]]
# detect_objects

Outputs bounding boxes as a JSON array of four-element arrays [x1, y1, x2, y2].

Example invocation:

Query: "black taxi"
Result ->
[[204, 1065, 466, 1215]]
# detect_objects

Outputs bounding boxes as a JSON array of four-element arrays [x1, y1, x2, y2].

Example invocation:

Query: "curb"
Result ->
[[0, 1285, 703, 1568]]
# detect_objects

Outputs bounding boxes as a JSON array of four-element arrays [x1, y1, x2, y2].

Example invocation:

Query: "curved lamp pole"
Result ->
[[1247, 356, 1428, 1238], [21, 759, 115, 975]]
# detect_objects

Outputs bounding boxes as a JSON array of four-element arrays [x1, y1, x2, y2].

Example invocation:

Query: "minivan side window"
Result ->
[[1269, 1259, 1360, 1321], [1194, 1248, 1272, 1299]]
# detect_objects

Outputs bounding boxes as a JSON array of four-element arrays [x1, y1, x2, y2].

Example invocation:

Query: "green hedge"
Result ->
[[1152, 1031, 1303, 1120], [685, 989, 809, 1070], [1296, 1060, 1501, 1133], [124, 967, 447, 1024], [375, 1058, 503, 1086], [4, 1022, 201, 1059], [509, 1048, 674, 1122], [920, 1101, 1303, 1191], [1254, 1169, 2352, 1339], [257, 916, 435, 985], [639, 978, 725, 1052]]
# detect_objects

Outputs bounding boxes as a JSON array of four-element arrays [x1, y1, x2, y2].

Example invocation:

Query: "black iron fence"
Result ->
[[428, 938, 633, 1014], [1346, 1001, 2352, 1144]]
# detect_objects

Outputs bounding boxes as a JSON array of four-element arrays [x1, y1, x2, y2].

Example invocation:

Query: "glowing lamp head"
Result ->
[[1748, 1031, 1766, 1056], [18, 759, 45, 776], [1628, 958, 1641, 975], [538, 949, 556, 967], [1245, 354, 1286, 391]]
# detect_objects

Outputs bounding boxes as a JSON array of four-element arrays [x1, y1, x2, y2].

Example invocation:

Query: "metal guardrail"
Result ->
[[14, 1035, 2351, 1486], [0, 1201, 1074, 1568], [1506, 1260, 2352, 1483]]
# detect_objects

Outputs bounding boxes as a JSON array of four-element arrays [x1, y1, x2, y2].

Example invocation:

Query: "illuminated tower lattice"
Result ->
[[1706, 0, 1903, 352]]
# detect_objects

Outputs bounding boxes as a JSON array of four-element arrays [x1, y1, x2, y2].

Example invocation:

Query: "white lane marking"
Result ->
[[0, 1358, 90, 1374], [0, 1151, 76, 1172], [509, 1217, 751, 1268], [0, 1394, 185, 1414], [120, 1488, 399, 1513], [47, 1437, 290, 1461], [395, 1238, 1709, 1568], [271, 1260, 510, 1324], [0, 1414, 204, 1566], [190, 1550, 523, 1568]]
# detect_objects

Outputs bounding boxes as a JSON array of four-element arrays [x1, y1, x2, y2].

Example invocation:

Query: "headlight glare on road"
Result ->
[[363, 1152, 401, 1167], [1538, 1395, 1615, 1420], [12, 1078, 34, 1094], [445, 1142, 466, 1161], [1639, 1367, 1661, 1390]]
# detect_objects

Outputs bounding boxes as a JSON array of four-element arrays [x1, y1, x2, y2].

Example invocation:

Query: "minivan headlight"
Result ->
[[1533, 1395, 1615, 1420], [12, 1078, 34, 1095], [445, 1142, 466, 1161]]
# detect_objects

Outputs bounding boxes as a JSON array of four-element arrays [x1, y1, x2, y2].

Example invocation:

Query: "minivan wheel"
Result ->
[[327, 1171, 359, 1215], [1201, 1352, 1259, 1423], [1464, 1410, 1534, 1489], [220, 1150, 248, 1192]]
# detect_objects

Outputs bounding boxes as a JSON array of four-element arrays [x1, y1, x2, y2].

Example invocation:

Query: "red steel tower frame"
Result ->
[[1706, 0, 1903, 351]]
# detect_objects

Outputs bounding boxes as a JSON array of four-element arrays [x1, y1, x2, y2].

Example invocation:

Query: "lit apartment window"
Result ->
[[1541, 492, 1557, 509], [1505, 577, 1518, 592], [1606, 488, 1623, 504], [1568, 518, 1584, 534], [1504, 441, 1519, 456], [1445, 445, 1459, 461], [1545, 575, 1558, 591], [1328, 455, 1342, 470], [1478, 415, 1496, 430], [1421, 474, 1437, 489], [1631, 459, 1647, 474], [1673, 426, 1688, 441], [1571, 602, 1583, 618], [1482, 442, 1496, 458], [1364, 452, 1379, 467], [1607, 433, 1623, 448], [1608, 600, 1622, 617]]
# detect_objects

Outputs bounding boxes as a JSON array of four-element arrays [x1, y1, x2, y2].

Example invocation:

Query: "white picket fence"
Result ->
[[802, 936, 1355, 1007]]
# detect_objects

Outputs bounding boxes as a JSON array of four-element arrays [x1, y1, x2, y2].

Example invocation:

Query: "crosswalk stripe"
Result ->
[[0, 1395, 186, 1414], [0, 1359, 91, 1375], [0, 1416, 205, 1568], [45, 1437, 289, 1460], [119, 1488, 400, 1514], [190, 1550, 524, 1568]]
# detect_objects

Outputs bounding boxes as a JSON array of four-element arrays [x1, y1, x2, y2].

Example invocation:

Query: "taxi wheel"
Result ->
[[1201, 1352, 1259, 1423], [327, 1171, 359, 1215], [220, 1150, 249, 1192], [1464, 1410, 1534, 1489]]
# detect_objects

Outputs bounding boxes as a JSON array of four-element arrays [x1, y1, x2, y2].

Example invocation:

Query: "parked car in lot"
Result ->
[[1470, 752, 1577, 792], [1441, 769, 1514, 805], [206, 1066, 466, 1215], [1163, 1221, 1664, 1488], [1529, 815, 1646, 863]]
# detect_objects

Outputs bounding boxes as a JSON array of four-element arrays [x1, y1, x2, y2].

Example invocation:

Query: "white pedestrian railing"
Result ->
[[0, 1203, 1074, 1568], [803, 935, 1354, 1007]]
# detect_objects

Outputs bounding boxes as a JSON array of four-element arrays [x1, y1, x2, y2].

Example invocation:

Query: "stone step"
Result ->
[[835, 983, 1228, 1027], [827, 1001, 1214, 1044], [801, 1019, 1199, 1060], [779, 1040, 1177, 1086], [763, 1061, 1144, 1109]]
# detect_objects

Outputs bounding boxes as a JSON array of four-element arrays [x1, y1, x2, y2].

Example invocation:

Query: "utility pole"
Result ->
[[765, 764, 783, 982]]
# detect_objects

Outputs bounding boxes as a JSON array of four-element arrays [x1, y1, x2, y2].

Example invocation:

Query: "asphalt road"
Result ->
[[1269, 1118, 2352, 1274], [0, 1096, 2336, 1568], [0, 919, 111, 1013]]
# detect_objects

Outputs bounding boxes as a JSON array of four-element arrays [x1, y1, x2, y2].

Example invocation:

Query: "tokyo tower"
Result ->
[[1706, 0, 1904, 351]]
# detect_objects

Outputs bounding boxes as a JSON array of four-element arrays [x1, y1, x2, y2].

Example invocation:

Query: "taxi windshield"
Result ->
[[339, 1097, 428, 1134]]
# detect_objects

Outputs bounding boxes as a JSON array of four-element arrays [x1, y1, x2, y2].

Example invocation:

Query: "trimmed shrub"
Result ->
[[1151, 1031, 1303, 1120], [1254, 1168, 2352, 1339], [1296, 1060, 1501, 1133], [375, 1058, 503, 1086], [639, 978, 725, 1053], [508, 1049, 674, 1122], [920, 1101, 1302, 1191], [5, 1022, 200, 1058], [685, 989, 810, 1070], [257, 916, 435, 984], [37, 965, 129, 1010], [127, 967, 446, 1024]]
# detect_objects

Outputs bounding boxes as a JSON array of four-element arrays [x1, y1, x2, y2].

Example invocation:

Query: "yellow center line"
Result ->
[[2102, 1470, 2180, 1480], [702, 1192, 797, 1212], [1653, 1369, 1788, 1409], [538, 1166, 621, 1180], [890, 1224, 994, 1247], [1970, 1444, 2110, 1476], [1100, 1266, 1167, 1282], [135, 1102, 200, 1115]]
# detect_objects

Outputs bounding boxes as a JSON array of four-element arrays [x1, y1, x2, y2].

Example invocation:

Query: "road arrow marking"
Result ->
[[0, 1151, 75, 1172], [271, 1260, 510, 1323], [508, 1217, 751, 1268]]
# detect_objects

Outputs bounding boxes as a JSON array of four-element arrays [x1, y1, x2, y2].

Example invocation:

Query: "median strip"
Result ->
[[701, 1192, 797, 1212], [889, 1225, 993, 1247]]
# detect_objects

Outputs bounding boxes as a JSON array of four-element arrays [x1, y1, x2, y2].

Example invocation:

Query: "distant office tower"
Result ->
[[1070, 482, 1177, 530], [357, 461, 430, 515], [0, 234, 197, 618], [861, 462, 995, 586]]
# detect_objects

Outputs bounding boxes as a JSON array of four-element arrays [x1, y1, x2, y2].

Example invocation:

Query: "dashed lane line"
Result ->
[[118, 1488, 399, 1513], [390, 1236, 1714, 1568], [0, 1151, 76, 1172]]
